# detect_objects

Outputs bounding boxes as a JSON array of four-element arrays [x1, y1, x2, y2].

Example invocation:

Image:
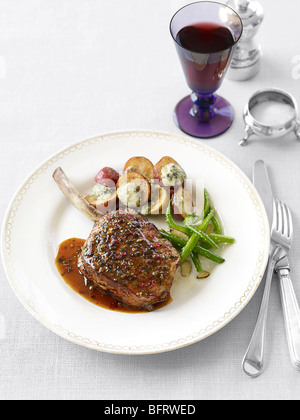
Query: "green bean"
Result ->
[[180, 209, 215, 263], [191, 251, 203, 273], [193, 188, 210, 225], [160, 230, 225, 264], [162, 189, 231, 267], [193, 244, 224, 264], [165, 200, 190, 236], [196, 189, 222, 234], [199, 233, 235, 250], [186, 208, 215, 232], [211, 215, 221, 234], [160, 230, 186, 248], [203, 188, 211, 218], [199, 208, 215, 231], [190, 226, 219, 249], [209, 233, 235, 244], [180, 233, 199, 264], [184, 211, 218, 250], [180, 214, 218, 249], [181, 208, 218, 263]]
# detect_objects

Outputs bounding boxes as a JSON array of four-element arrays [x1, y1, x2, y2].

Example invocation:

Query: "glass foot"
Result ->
[[174, 95, 234, 138]]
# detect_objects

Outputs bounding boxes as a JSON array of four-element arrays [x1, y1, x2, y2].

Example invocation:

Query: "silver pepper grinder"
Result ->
[[227, 0, 264, 81]]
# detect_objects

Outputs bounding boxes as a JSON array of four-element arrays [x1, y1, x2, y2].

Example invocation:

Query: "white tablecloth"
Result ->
[[1, 0, 300, 400]]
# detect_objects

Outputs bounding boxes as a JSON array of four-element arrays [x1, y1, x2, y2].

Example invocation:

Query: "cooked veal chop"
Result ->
[[78, 209, 180, 311]]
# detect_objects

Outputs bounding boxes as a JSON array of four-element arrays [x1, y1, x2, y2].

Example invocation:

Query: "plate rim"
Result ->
[[1, 129, 270, 354]]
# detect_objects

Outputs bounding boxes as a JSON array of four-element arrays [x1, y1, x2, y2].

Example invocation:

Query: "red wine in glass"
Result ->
[[170, 2, 243, 138], [176, 22, 235, 94]]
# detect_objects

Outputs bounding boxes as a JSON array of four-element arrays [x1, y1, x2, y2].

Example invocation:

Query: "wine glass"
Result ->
[[170, 1, 243, 138]]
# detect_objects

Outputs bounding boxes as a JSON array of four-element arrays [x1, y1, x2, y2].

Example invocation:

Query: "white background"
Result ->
[[1, 0, 300, 400]]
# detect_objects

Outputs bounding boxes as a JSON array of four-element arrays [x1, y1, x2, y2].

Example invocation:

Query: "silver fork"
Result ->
[[242, 199, 289, 377], [272, 199, 293, 251], [274, 200, 300, 370]]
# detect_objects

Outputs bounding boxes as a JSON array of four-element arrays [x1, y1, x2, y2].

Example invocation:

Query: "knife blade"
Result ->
[[252, 160, 273, 227], [253, 161, 290, 271]]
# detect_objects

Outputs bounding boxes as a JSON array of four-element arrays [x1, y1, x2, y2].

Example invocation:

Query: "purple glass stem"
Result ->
[[190, 92, 217, 120]]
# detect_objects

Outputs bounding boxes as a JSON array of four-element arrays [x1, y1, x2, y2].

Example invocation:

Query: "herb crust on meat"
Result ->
[[78, 209, 180, 311]]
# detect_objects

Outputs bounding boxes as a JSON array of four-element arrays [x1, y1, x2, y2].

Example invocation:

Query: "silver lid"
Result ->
[[232, 0, 264, 33]]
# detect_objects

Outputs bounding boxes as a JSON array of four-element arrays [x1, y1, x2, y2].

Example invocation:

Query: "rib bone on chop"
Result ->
[[78, 209, 180, 311]]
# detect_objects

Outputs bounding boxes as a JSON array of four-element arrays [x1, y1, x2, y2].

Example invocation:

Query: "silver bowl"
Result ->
[[239, 88, 300, 146]]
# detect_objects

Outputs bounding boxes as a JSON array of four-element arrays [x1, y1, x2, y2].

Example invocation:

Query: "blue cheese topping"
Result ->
[[89, 184, 114, 202], [161, 163, 187, 187], [125, 166, 137, 173], [117, 182, 141, 208]]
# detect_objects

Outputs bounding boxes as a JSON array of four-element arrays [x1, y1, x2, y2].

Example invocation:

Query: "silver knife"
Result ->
[[252, 160, 273, 225], [242, 160, 282, 377]]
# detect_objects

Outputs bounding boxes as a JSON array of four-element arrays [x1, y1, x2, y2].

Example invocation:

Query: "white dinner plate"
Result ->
[[1, 130, 270, 354]]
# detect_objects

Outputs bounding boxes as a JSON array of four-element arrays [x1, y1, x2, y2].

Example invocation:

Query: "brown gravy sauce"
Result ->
[[55, 238, 172, 313]]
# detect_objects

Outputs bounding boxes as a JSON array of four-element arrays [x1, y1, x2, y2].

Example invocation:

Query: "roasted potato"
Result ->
[[124, 157, 155, 181], [137, 185, 170, 216], [172, 186, 194, 220], [154, 156, 186, 187], [95, 167, 119, 187], [148, 185, 169, 215], [154, 156, 179, 180], [117, 172, 151, 208], [85, 184, 118, 214]]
